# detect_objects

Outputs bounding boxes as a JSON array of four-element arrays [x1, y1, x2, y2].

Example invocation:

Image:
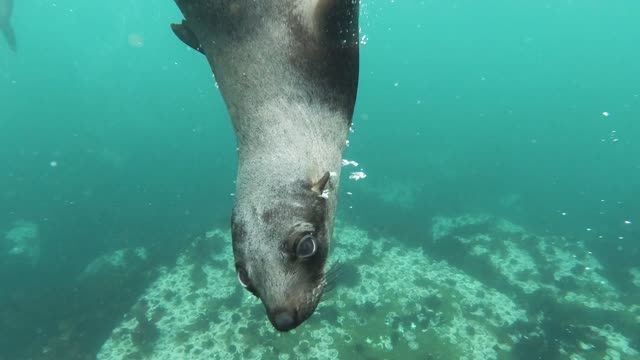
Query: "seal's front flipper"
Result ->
[[1, 23, 16, 52], [171, 20, 204, 54]]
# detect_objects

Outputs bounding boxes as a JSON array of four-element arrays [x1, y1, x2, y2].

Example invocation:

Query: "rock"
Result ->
[[97, 218, 640, 360], [4, 220, 40, 265], [78, 247, 149, 282]]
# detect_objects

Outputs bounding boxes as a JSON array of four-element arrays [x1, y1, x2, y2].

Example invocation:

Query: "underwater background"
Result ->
[[1, 0, 639, 359]]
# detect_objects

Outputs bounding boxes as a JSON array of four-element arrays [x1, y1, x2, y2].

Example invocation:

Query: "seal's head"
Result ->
[[231, 172, 333, 332]]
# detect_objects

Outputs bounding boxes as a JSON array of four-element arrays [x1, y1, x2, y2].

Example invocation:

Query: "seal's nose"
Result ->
[[273, 310, 297, 332]]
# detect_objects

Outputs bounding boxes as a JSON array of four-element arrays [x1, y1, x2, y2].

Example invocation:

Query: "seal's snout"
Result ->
[[272, 309, 298, 332]]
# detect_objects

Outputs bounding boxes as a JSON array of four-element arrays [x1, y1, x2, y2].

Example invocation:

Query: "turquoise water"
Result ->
[[1, 1, 639, 359]]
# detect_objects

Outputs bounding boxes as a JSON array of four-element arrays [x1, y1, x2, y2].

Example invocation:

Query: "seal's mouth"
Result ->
[[265, 263, 342, 332], [266, 287, 322, 332]]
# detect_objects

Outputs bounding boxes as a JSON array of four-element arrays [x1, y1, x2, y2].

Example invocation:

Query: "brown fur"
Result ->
[[172, 0, 359, 331]]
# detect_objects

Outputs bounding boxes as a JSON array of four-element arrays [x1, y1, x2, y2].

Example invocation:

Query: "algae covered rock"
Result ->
[[3, 220, 40, 265], [97, 217, 639, 360], [78, 247, 149, 282]]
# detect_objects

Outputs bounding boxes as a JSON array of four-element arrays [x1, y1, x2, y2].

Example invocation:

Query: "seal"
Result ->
[[171, 0, 359, 331], [0, 0, 16, 52]]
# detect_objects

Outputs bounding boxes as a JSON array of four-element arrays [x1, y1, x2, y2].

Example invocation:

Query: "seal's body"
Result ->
[[0, 0, 16, 52], [172, 0, 359, 331]]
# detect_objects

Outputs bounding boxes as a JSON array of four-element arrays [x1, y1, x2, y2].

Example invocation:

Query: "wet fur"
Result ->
[[172, 0, 359, 329]]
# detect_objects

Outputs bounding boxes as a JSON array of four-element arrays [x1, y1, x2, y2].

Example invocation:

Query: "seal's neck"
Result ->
[[236, 98, 348, 172], [231, 98, 348, 215]]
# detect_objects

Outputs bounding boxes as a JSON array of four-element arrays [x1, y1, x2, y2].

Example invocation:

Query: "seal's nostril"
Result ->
[[273, 311, 297, 332]]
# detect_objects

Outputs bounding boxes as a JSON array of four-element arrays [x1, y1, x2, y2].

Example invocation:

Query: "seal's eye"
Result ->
[[296, 233, 317, 258], [237, 267, 250, 288]]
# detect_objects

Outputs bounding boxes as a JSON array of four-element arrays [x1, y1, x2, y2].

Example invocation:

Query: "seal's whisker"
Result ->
[[320, 262, 343, 299], [319, 283, 335, 301], [326, 262, 343, 282]]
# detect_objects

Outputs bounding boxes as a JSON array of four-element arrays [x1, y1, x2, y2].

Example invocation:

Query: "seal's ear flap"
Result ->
[[311, 172, 331, 194], [171, 20, 204, 54]]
